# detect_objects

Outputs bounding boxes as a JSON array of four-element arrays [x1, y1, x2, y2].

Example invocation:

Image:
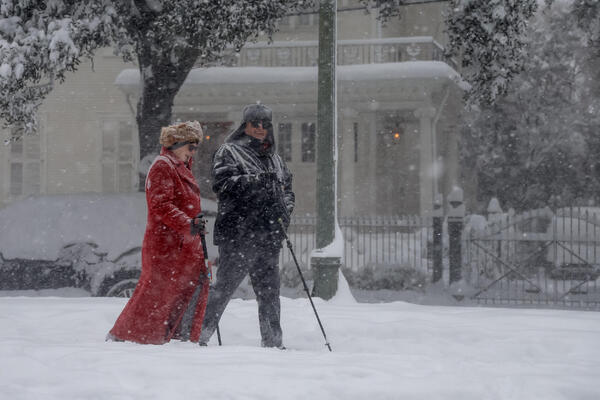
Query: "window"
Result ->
[[278, 123, 292, 162], [102, 163, 115, 193], [301, 122, 316, 163], [102, 128, 116, 155], [25, 162, 40, 194], [8, 131, 41, 197], [101, 120, 136, 192]]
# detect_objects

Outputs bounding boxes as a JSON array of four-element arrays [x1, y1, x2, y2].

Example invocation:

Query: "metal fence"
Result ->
[[280, 215, 433, 275], [463, 207, 600, 308], [280, 206, 600, 309]]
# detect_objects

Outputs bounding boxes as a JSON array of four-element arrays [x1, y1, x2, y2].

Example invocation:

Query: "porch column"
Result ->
[[339, 107, 358, 216], [414, 106, 436, 216], [364, 108, 377, 214], [445, 123, 459, 194]]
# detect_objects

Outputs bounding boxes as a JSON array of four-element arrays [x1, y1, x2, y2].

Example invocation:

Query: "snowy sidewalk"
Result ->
[[1, 296, 599, 400]]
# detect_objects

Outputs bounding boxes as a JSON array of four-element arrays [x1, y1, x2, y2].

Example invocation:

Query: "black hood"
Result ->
[[225, 104, 275, 155]]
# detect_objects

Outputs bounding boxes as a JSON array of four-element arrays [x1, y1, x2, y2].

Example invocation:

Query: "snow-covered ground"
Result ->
[[1, 288, 599, 400]]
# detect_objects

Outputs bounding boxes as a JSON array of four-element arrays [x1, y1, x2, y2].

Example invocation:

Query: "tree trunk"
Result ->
[[135, 44, 200, 190]]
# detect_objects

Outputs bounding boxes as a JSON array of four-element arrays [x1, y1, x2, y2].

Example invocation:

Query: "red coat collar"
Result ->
[[160, 147, 188, 166], [160, 147, 200, 193]]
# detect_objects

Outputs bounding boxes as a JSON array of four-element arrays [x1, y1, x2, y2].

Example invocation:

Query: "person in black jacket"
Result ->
[[199, 104, 295, 348]]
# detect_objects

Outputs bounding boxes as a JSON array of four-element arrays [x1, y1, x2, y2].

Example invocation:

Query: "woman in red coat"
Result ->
[[108, 121, 209, 344]]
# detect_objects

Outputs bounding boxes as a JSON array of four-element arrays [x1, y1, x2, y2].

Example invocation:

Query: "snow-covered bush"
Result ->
[[343, 263, 427, 291], [280, 260, 312, 289]]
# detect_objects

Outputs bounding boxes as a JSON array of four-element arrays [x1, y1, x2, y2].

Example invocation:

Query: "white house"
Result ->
[[0, 0, 466, 216]]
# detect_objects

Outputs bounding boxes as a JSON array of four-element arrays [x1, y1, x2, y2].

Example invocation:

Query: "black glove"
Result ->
[[271, 186, 290, 228], [256, 171, 278, 188], [190, 213, 207, 236], [276, 202, 291, 228]]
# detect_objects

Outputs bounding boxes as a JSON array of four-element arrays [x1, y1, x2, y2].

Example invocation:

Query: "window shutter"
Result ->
[[10, 163, 23, 196], [301, 122, 316, 163], [24, 162, 40, 195]]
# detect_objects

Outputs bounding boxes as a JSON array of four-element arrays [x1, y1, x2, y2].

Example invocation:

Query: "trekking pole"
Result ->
[[200, 219, 222, 346], [278, 218, 332, 352]]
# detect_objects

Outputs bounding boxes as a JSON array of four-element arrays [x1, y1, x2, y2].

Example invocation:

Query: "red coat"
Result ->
[[109, 148, 209, 344]]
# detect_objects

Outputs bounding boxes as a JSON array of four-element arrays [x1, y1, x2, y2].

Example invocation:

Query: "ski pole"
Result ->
[[278, 218, 332, 352], [199, 217, 222, 346], [215, 316, 222, 346]]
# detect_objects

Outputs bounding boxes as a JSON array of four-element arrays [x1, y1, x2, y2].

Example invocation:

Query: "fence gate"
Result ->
[[464, 207, 600, 309]]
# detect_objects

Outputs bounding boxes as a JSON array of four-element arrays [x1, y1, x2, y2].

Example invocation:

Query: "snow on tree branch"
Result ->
[[571, 0, 599, 53], [459, 1, 600, 210], [0, 1, 124, 134], [446, 0, 538, 105], [0, 0, 309, 141], [358, 0, 539, 105]]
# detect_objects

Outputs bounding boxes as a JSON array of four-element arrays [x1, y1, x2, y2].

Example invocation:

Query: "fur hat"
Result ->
[[242, 104, 272, 123], [159, 121, 203, 148]]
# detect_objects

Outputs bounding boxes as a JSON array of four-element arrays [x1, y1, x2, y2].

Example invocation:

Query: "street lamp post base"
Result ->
[[311, 256, 341, 300]]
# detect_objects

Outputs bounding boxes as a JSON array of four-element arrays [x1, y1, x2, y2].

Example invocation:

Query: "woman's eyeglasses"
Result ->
[[167, 140, 199, 151]]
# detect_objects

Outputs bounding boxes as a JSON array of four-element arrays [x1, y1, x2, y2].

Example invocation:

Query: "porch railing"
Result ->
[[239, 37, 450, 67], [204, 37, 458, 69]]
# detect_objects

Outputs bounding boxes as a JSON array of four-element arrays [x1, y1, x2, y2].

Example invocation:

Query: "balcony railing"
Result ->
[[200, 37, 456, 69], [234, 37, 453, 68]]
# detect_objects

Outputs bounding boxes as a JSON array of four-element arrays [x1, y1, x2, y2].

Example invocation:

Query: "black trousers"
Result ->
[[200, 241, 282, 347]]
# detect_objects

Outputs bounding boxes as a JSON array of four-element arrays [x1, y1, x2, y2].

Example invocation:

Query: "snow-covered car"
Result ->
[[0, 193, 217, 296], [0, 242, 141, 296]]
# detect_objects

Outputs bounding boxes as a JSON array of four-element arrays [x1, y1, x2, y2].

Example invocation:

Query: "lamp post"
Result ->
[[311, 0, 340, 300]]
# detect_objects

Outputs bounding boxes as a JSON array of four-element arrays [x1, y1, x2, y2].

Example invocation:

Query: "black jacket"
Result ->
[[212, 124, 295, 248]]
